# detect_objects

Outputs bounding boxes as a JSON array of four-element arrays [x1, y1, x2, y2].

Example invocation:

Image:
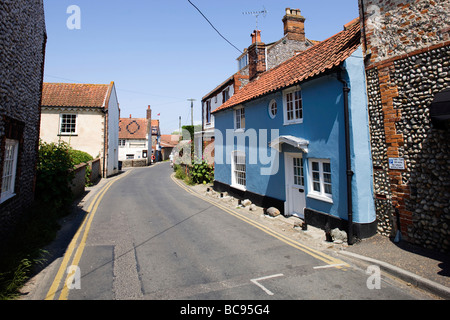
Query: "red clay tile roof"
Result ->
[[119, 118, 148, 140], [42, 82, 113, 108], [213, 18, 361, 113], [160, 135, 181, 147]]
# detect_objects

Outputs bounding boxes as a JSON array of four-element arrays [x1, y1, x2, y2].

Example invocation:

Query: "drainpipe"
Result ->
[[338, 66, 354, 245]]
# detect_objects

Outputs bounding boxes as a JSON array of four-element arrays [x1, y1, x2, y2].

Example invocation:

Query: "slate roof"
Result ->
[[119, 118, 148, 140], [212, 18, 361, 113], [42, 82, 113, 108]]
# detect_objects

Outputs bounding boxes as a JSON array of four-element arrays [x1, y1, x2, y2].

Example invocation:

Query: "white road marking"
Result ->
[[313, 263, 348, 269], [250, 273, 284, 296]]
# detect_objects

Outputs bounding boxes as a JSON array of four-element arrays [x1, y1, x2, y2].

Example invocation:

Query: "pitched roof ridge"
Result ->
[[43, 82, 109, 86], [212, 18, 361, 113], [42, 82, 113, 108]]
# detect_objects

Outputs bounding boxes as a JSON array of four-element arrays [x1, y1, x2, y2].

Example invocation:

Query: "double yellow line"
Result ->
[[45, 171, 130, 300], [171, 174, 349, 269]]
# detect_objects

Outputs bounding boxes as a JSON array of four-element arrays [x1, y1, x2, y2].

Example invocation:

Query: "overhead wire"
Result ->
[[187, 0, 243, 54]]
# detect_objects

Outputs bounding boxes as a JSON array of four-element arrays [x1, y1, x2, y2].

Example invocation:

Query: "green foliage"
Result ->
[[36, 141, 74, 210], [68, 149, 93, 166], [190, 160, 214, 184], [181, 124, 201, 140], [69, 149, 94, 186], [174, 165, 186, 180], [174, 164, 195, 185]]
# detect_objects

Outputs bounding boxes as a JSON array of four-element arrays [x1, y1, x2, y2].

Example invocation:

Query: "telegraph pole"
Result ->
[[188, 98, 196, 127]]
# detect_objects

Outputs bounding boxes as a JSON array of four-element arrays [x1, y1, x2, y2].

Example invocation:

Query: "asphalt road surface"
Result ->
[[31, 162, 432, 304]]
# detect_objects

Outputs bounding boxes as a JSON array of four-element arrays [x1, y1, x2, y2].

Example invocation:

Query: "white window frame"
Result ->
[[238, 53, 248, 70], [1, 139, 19, 203], [234, 106, 245, 131], [293, 156, 304, 187], [205, 100, 212, 125], [119, 139, 126, 147], [59, 113, 78, 135], [231, 150, 246, 190], [283, 86, 303, 125], [307, 159, 333, 203], [268, 99, 277, 119]]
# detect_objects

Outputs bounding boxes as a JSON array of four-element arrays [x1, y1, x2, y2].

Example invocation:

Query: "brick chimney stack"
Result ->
[[283, 8, 306, 42], [146, 105, 152, 135], [147, 105, 152, 120], [248, 30, 266, 81]]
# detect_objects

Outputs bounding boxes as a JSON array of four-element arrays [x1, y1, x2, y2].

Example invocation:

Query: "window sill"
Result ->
[[0, 193, 16, 205], [307, 193, 333, 204], [58, 133, 78, 136], [231, 184, 246, 192], [283, 119, 303, 126]]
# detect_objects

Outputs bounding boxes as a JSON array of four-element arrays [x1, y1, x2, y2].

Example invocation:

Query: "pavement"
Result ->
[[184, 178, 450, 300]]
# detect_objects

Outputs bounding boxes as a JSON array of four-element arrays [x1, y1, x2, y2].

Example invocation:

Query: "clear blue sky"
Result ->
[[43, 0, 359, 134]]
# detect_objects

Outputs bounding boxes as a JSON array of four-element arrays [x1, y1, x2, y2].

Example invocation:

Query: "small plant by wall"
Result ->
[[191, 160, 214, 184]]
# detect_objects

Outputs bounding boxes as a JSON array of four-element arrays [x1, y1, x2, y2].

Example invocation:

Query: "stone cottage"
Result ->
[[359, 0, 450, 252], [0, 0, 47, 242]]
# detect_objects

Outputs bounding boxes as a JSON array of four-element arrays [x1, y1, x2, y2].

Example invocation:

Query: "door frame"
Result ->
[[284, 152, 306, 218]]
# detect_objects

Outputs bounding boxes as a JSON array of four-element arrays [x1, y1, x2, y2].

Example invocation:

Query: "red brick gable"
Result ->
[[213, 18, 361, 113], [42, 82, 112, 108]]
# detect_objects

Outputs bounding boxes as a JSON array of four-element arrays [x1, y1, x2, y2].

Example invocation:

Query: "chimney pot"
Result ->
[[251, 30, 262, 44], [147, 105, 152, 120]]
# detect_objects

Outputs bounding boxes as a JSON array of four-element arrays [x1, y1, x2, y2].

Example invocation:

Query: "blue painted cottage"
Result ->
[[211, 19, 376, 241]]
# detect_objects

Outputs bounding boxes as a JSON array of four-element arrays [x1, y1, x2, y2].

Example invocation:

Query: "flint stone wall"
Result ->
[[0, 0, 46, 242], [367, 44, 450, 252]]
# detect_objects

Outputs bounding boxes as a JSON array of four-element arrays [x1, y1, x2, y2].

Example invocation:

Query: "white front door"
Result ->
[[285, 153, 306, 218]]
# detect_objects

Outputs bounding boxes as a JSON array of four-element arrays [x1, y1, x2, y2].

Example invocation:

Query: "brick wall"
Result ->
[[0, 0, 46, 242], [360, 0, 450, 252]]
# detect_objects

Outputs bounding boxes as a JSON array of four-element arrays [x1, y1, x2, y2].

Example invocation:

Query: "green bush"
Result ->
[[68, 149, 93, 165], [190, 161, 214, 184], [69, 149, 94, 186], [35, 141, 74, 211]]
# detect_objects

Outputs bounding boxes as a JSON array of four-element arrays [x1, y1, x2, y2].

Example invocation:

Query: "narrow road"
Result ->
[[36, 162, 429, 302]]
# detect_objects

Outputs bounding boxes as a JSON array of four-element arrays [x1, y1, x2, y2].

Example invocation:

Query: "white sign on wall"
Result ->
[[389, 158, 405, 170]]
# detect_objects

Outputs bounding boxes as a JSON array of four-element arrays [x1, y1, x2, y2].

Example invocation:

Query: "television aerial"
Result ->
[[243, 7, 268, 30]]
